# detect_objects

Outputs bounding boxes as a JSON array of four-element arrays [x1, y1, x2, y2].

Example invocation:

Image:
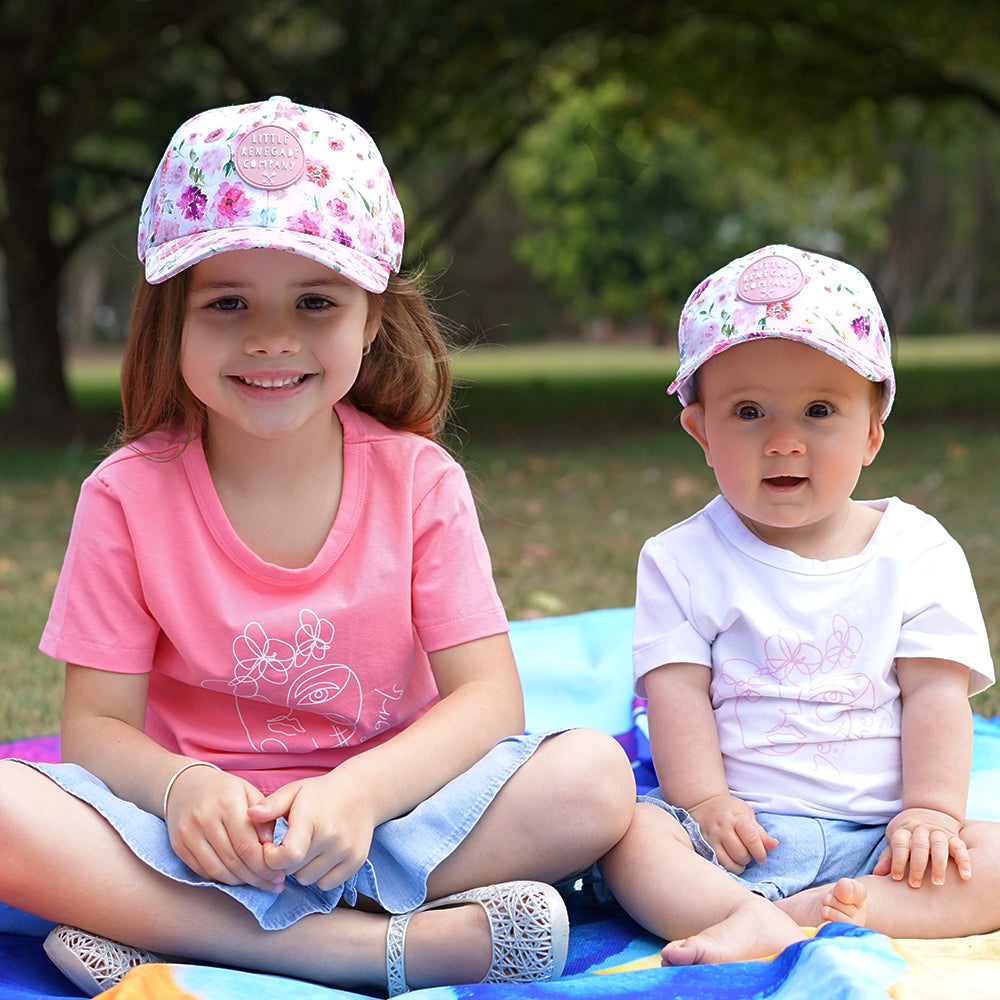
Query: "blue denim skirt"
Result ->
[[21, 731, 551, 930]]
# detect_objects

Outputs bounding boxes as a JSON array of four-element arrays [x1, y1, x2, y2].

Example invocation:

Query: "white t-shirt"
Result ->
[[633, 495, 994, 823]]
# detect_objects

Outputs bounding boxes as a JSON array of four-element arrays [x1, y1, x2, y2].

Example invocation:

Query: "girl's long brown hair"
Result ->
[[116, 270, 452, 448]]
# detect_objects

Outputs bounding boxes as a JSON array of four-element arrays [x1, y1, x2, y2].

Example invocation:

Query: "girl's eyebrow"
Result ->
[[189, 279, 251, 291], [190, 277, 352, 292]]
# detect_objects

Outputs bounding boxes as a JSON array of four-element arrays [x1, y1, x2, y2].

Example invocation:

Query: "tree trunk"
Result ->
[[1, 91, 72, 425]]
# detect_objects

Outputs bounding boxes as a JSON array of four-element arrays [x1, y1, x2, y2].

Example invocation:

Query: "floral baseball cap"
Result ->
[[669, 244, 895, 420], [138, 96, 404, 293]]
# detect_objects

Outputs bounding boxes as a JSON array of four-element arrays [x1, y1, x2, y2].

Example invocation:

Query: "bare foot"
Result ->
[[777, 877, 868, 929], [819, 877, 867, 926], [660, 898, 806, 966]]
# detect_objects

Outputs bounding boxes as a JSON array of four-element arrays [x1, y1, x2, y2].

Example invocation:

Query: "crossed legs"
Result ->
[[599, 801, 1000, 967], [0, 729, 634, 991]]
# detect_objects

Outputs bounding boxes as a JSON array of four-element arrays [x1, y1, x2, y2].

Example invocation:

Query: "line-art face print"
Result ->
[[203, 609, 402, 751], [714, 615, 894, 776]]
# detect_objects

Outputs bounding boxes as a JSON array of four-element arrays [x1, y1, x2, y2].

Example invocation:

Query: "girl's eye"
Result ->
[[299, 295, 334, 310], [735, 403, 763, 420], [806, 402, 834, 418], [209, 296, 245, 312]]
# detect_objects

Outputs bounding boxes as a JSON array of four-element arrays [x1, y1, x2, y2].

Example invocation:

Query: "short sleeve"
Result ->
[[39, 473, 159, 672], [410, 461, 508, 653], [898, 534, 994, 695], [632, 537, 713, 698]]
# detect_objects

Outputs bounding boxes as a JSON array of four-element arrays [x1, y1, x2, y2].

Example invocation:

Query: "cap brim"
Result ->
[[669, 331, 895, 419], [142, 226, 391, 293]]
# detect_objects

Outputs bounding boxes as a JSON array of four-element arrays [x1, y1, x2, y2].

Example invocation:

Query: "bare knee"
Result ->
[[598, 800, 696, 905], [0, 760, 38, 826], [0, 761, 49, 869], [610, 800, 693, 859], [962, 819, 1000, 868], [538, 728, 635, 843]]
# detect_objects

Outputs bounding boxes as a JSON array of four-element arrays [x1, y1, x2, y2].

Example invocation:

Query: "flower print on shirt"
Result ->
[[203, 610, 365, 752], [763, 629, 823, 681], [824, 614, 863, 670], [230, 622, 295, 695], [714, 615, 894, 777], [293, 609, 334, 667]]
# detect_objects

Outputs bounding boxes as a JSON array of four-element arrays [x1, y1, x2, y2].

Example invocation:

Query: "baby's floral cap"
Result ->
[[138, 96, 404, 292], [669, 244, 895, 420]]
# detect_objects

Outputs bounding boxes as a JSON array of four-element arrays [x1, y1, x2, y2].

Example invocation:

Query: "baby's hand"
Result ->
[[165, 766, 285, 892], [689, 793, 777, 874], [248, 771, 377, 891], [873, 807, 971, 887]]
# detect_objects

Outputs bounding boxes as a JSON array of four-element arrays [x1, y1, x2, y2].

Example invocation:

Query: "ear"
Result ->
[[364, 290, 383, 343], [680, 403, 713, 468], [862, 410, 885, 467]]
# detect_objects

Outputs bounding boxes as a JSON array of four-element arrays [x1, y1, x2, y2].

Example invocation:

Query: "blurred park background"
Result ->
[[3, 1, 1000, 737]]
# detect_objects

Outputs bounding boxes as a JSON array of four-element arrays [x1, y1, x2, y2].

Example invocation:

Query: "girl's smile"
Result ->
[[232, 372, 313, 390], [180, 248, 376, 446]]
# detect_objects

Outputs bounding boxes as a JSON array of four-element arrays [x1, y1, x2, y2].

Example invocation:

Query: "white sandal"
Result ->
[[385, 879, 569, 996], [43, 924, 162, 996]]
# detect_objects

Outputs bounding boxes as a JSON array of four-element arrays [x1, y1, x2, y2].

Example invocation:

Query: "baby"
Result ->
[[598, 244, 1000, 964]]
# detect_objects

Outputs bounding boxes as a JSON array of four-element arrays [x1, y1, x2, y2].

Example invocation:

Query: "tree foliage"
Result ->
[[0, 0, 669, 422], [505, 2, 1000, 336], [2, 0, 999, 425], [506, 66, 897, 335]]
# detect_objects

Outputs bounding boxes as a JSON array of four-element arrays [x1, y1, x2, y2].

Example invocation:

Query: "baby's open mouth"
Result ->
[[766, 476, 805, 487]]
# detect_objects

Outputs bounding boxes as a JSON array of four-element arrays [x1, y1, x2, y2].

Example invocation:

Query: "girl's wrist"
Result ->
[[162, 760, 220, 819]]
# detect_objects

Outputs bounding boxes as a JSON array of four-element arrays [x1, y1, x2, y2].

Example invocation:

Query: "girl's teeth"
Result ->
[[240, 375, 305, 388]]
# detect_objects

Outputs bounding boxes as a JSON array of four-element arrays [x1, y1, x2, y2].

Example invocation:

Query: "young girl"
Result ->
[[0, 97, 634, 996]]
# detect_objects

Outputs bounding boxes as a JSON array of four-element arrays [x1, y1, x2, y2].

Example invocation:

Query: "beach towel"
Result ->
[[3, 607, 999, 999]]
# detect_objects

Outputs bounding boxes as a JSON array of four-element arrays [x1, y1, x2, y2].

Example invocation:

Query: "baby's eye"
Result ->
[[806, 402, 834, 418], [734, 403, 763, 420]]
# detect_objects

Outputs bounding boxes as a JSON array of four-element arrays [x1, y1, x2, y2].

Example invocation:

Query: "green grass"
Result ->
[[2, 337, 1000, 740]]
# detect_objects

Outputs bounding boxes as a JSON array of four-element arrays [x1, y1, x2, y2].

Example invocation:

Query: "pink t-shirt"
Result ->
[[41, 403, 508, 794]]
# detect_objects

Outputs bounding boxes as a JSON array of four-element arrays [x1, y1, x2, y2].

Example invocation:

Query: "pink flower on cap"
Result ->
[[138, 96, 404, 293], [669, 245, 895, 420], [288, 210, 324, 238], [330, 198, 353, 221], [213, 183, 252, 225]]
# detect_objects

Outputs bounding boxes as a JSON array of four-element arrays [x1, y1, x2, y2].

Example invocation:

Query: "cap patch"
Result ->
[[737, 254, 805, 305], [234, 125, 305, 190]]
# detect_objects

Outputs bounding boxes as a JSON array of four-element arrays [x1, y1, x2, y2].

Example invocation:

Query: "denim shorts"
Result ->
[[639, 788, 888, 901], [20, 731, 552, 930]]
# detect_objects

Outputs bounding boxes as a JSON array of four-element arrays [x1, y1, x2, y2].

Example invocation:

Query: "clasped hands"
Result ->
[[163, 765, 375, 893]]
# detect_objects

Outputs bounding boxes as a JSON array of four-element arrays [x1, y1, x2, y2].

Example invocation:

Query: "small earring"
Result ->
[[362, 341, 372, 356]]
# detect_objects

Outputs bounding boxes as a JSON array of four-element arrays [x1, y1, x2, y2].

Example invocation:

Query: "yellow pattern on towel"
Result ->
[[890, 929, 1000, 1000]]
